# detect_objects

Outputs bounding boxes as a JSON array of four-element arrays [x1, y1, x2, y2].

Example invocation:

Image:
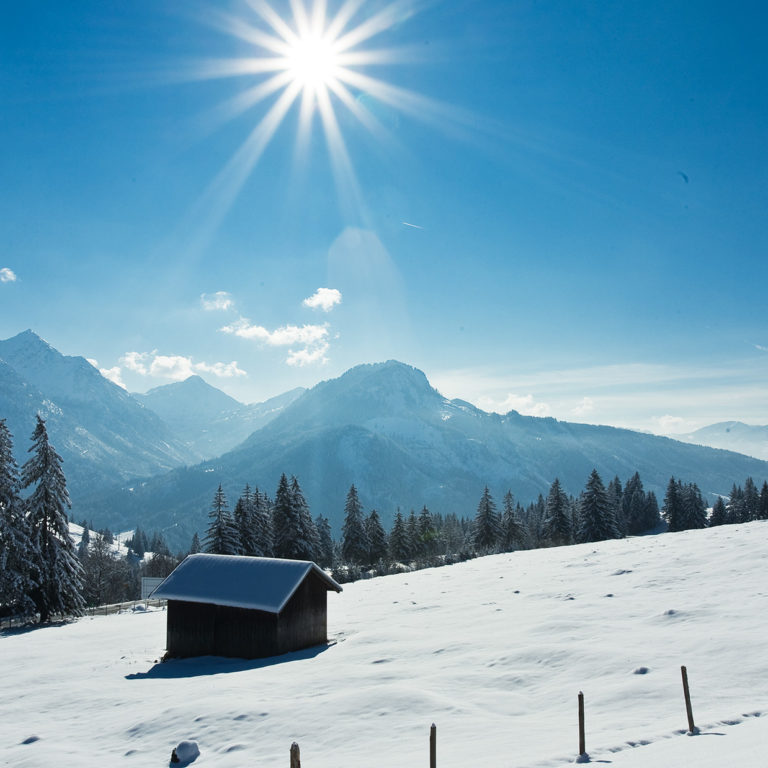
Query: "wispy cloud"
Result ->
[[303, 287, 342, 312], [402, 221, 424, 229], [201, 291, 234, 311], [221, 317, 330, 366], [656, 414, 685, 433], [119, 351, 245, 381], [755, 344, 768, 352], [87, 358, 126, 389], [0, 268, 17, 283], [572, 396, 595, 416]]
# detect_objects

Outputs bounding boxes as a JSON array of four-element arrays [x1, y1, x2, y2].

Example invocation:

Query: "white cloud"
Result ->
[[755, 344, 768, 352], [303, 287, 342, 312], [287, 343, 330, 367], [572, 397, 595, 416], [0, 268, 17, 283], [221, 319, 329, 346], [656, 414, 686, 433], [100, 366, 126, 388], [201, 291, 234, 311], [121, 351, 149, 375], [119, 351, 245, 381], [478, 393, 552, 417]]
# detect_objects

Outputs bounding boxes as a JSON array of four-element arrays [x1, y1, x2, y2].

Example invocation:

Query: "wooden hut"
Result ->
[[151, 554, 342, 659]]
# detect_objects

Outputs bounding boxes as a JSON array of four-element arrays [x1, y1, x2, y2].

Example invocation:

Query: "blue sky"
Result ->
[[1, 0, 767, 433]]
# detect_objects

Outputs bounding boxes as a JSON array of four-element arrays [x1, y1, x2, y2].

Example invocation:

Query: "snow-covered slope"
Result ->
[[1, 522, 766, 767], [0, 330, 198, 499], [83, 361, 768, 545], [673, 421, 768, 461], [134, 376, 305, 460]]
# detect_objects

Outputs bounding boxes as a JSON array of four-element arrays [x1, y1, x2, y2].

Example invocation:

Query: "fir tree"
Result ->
[[252, 488, 274, 557], [22, 415, 85, 622], [366, 510, 388, 563], [709, 497, 727, 526], [406, 509, 419, 555], [272, 474, 301, 559], [542, 478, 572, 546], [290, 476, 320, 561], [204, 484, 238, 555], [233, 484, 258, 556], [315, 515, 334, 568], [576, 469, 620, 543], [0, 419, 35, 615], [189, 532, 201, 554], [679, 482, 708, 530], [725, 483, 745, 524], [760, 481, 768, 520], [388, 510, 411, 562], [607, 476, 625, 535], [416, 505, 438, 560], [500, 491, 526, 551], [743, 477, 760, 521], [473, 486, 501, 554], [77, 524, 91, 560], [662, 477, 684, 532], [341, 485, 369, 565]]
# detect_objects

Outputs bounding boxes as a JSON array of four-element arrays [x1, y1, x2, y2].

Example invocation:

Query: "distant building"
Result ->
[[151, 554, 342, 659]]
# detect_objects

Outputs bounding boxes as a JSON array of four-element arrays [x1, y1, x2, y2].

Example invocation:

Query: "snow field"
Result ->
[[1, 521, 767, 767]]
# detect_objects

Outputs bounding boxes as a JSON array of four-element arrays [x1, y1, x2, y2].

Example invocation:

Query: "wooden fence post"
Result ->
[[290, 741, 301, 768], [681, 665, 695, 733], [430, 723, 436, 768], [578, 691, 586, 757]]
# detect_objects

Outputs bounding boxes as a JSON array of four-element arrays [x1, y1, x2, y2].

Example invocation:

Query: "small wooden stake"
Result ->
[[681, 665, 695, 733], [290, 741, 301, 768], [430, 723, 436, 768], [578, 691, 586, 756]]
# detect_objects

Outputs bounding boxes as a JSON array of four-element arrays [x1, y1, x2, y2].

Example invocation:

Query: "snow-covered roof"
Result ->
[[150, 554, 342, 613]]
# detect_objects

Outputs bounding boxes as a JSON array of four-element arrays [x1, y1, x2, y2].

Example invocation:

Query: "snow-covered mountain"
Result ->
[[134, 375, 305, 460], [0, 330, 198, 499], [672, 421, 768, 461], [79, 361, 768, 546]]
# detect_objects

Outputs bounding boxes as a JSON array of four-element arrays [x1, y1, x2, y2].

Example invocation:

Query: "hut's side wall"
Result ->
[[277, 572, 329, 654], [166, 600, 279, 659]]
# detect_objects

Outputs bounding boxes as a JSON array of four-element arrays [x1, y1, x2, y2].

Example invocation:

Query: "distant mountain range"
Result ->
[[74, 360, 768, 549], [3, 331, 767, 550], [672, 421, 768, 461], [0, 331, 300, 504]]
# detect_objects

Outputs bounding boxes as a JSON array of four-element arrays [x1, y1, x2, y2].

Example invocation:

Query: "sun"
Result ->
[[186, 0, 449, 229]]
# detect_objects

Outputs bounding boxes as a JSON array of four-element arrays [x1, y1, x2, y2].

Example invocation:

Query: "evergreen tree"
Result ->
[[341, 485, 369, 565], [500, 491, 526, 551], [607, 476, 625, 535], [662, 477, 684, 532], [366, 510, 388, 563], [406, 509, 419, 556], [443, 512, 468, 555], [760, 481, 768, 520], [272, 473, 301, 559], [679, 482, 708, 529], [576, 469, 620, 543], [725, 483, 746, 524], [542, 478, 572, 546], [709, 497, 727, 526], [743, 477, 760, 521], [315, 515, 334, 568], [291, 476, 320, 561], [0, 419, 35, 615], [22, 415, 85, 621], [233, 484, 259, 556], [252, 488, 274, 557], [189, 532, 201, 554], [388, 510, 411, 562], [204, 484, 238, 555], [473, 486, 501, 554], [416, 505, 438, 560], [77, 524, 91, 560]]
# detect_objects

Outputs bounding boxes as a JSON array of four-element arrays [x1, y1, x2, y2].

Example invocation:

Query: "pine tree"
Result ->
[[189, 532, 201, 554], [272, 474, 301, 559], [233, 484, 259, 556], [22, 415, 85, 621], [388, 510, 411, 562], [709, 497, 727, 526], [0, 419, 35, 615], [406, 509, 419, 555], [341, 485, 369, 565], [315, 515, 334, 568], [607, 476, 625, 535], [416, 505, 438, 560], [252, 488, 274, 557], [576, 469, 620, 543], [662, 477, 684, 532], [542, 478, 572, 546], [290, 476, 320, 561], [473, 486, 501, 554], [500, 491, 526, 551], [725, 483, 745, 524], [204, 484, 238, 555], [366, 510, 388, 563], [760, 481, 768, 520], [743, 477, 760, 521], [77, 524, 91, 560]]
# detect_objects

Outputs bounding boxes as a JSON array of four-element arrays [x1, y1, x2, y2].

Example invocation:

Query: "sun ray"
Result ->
[[325, 77, 393, 148], [324, 0, 366, 41], [290, 0, 312, 38], [245, 0, 300, 46], [190, 56, 288, 81], [207, 10, 290, 56], [334, 0, 412, 53]]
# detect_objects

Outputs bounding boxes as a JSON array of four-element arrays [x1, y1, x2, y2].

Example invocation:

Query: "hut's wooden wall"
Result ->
[[277, 572, 329, 654]]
